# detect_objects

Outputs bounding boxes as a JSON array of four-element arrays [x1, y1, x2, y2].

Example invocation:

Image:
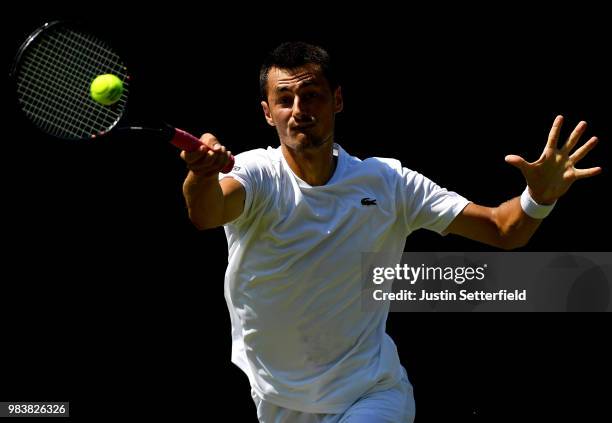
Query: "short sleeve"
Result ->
[[219, 148, 271, 225], [392, 162, 470, 234]]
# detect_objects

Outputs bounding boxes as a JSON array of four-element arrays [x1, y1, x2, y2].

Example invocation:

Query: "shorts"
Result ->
[[250, 367, 416, 423]]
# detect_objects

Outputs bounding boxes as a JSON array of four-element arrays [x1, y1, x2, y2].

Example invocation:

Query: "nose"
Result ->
[[292, 96, 304, 114], [292, 96, 310, 122]]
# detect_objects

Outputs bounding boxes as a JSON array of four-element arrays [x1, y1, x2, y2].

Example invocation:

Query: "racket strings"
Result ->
[[25, 27, 128, 135], [17, 41, 121, 139], [17, 44, 103, 137], [19, 45, 106, 136], [15, 24, 129, 140], [32, 33, 124, 130], [24, 28, 128, 133]]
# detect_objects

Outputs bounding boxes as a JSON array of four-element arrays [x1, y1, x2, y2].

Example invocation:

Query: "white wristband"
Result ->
[[520, 187, 556, 219]]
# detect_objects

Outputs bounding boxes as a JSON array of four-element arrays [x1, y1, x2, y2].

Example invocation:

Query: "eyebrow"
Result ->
[[275, 80, 320, 93]]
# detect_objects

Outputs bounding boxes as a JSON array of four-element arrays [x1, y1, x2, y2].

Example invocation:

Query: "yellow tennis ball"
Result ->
[[90, 74, 124, 106]]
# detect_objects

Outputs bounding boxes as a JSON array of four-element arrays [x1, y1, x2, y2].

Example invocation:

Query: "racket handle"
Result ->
[[170, 128, 235, 173]]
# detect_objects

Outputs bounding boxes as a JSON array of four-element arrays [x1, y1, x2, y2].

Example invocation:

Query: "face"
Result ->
[[261, 64, 343, 152]]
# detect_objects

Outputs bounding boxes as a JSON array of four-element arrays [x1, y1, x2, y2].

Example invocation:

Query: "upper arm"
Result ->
[[444, 202, 506, 249], [219, 177, 246, 225]]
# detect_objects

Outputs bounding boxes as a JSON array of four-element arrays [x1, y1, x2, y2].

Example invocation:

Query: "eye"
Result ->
[[278, 96, 293, 106]]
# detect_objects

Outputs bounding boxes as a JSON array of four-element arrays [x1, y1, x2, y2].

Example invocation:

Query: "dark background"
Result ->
[[2, 3, 611, 421]]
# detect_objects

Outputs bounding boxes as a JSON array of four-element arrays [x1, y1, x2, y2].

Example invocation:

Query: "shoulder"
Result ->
[[224, 146, 281, 181], [232, 147, 277, 169], [336, 146, 413, 185], [345, 154, 432, 195], [357, 156, 416, 184], [362, 157, 403, 173]]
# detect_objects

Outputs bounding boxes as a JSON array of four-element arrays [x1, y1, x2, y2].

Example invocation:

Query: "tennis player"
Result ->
[[180, 42, 601, 422]]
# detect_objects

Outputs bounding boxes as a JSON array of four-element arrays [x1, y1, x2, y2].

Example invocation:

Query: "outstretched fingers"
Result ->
[[570, 136, 599, 164], [546, 115, 564, 150], [504, 154, 529, 172], [574, 167, 603, 179], [562, 120, 588, 154]]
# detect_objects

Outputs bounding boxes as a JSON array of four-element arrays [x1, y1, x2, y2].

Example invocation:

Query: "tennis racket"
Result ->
[[10, 20, 234, 173]]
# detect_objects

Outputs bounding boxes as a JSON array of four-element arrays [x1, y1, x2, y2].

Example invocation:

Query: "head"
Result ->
[[260, 42, 343, 152]]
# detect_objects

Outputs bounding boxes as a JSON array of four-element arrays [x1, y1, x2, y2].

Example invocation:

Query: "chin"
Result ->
[[291, 133, 329, 150], [298, 139, 327, 151]]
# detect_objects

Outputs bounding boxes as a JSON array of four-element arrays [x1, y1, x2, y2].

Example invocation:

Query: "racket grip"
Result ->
[[170, 128, 235, 173]]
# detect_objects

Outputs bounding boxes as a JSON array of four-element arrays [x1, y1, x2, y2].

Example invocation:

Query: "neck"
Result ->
[[281, 140, 337, 186]]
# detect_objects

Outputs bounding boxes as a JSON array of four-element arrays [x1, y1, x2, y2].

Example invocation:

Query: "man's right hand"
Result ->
[[180, 133, 233, 178]]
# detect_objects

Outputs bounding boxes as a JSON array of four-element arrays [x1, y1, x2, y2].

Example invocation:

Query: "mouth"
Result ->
[[291, 123, 315, 131]]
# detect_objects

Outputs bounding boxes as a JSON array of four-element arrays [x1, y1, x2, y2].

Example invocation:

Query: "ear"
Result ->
[[261, 101, 275, 126], [333, 86, 343, 113]]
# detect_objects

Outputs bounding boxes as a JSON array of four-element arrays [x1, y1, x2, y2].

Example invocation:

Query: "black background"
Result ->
[[2, 2, 611, 421]]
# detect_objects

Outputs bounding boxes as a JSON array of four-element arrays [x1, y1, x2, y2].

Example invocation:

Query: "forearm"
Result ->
[[493, 196, 543, 249], [182, 171, 224, 230]]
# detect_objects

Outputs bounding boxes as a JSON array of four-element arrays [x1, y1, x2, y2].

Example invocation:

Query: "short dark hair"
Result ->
[[259, 42, 338, 100]]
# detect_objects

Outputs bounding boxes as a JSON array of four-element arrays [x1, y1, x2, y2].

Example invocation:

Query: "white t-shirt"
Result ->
[[219, 143, 470, 414]]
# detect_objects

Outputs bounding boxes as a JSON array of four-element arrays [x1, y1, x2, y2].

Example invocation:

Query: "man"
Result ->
[[180, 42, 601, 422]]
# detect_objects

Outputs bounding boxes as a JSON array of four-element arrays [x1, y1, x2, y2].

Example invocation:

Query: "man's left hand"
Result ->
[[505, 115, 602, 205]]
